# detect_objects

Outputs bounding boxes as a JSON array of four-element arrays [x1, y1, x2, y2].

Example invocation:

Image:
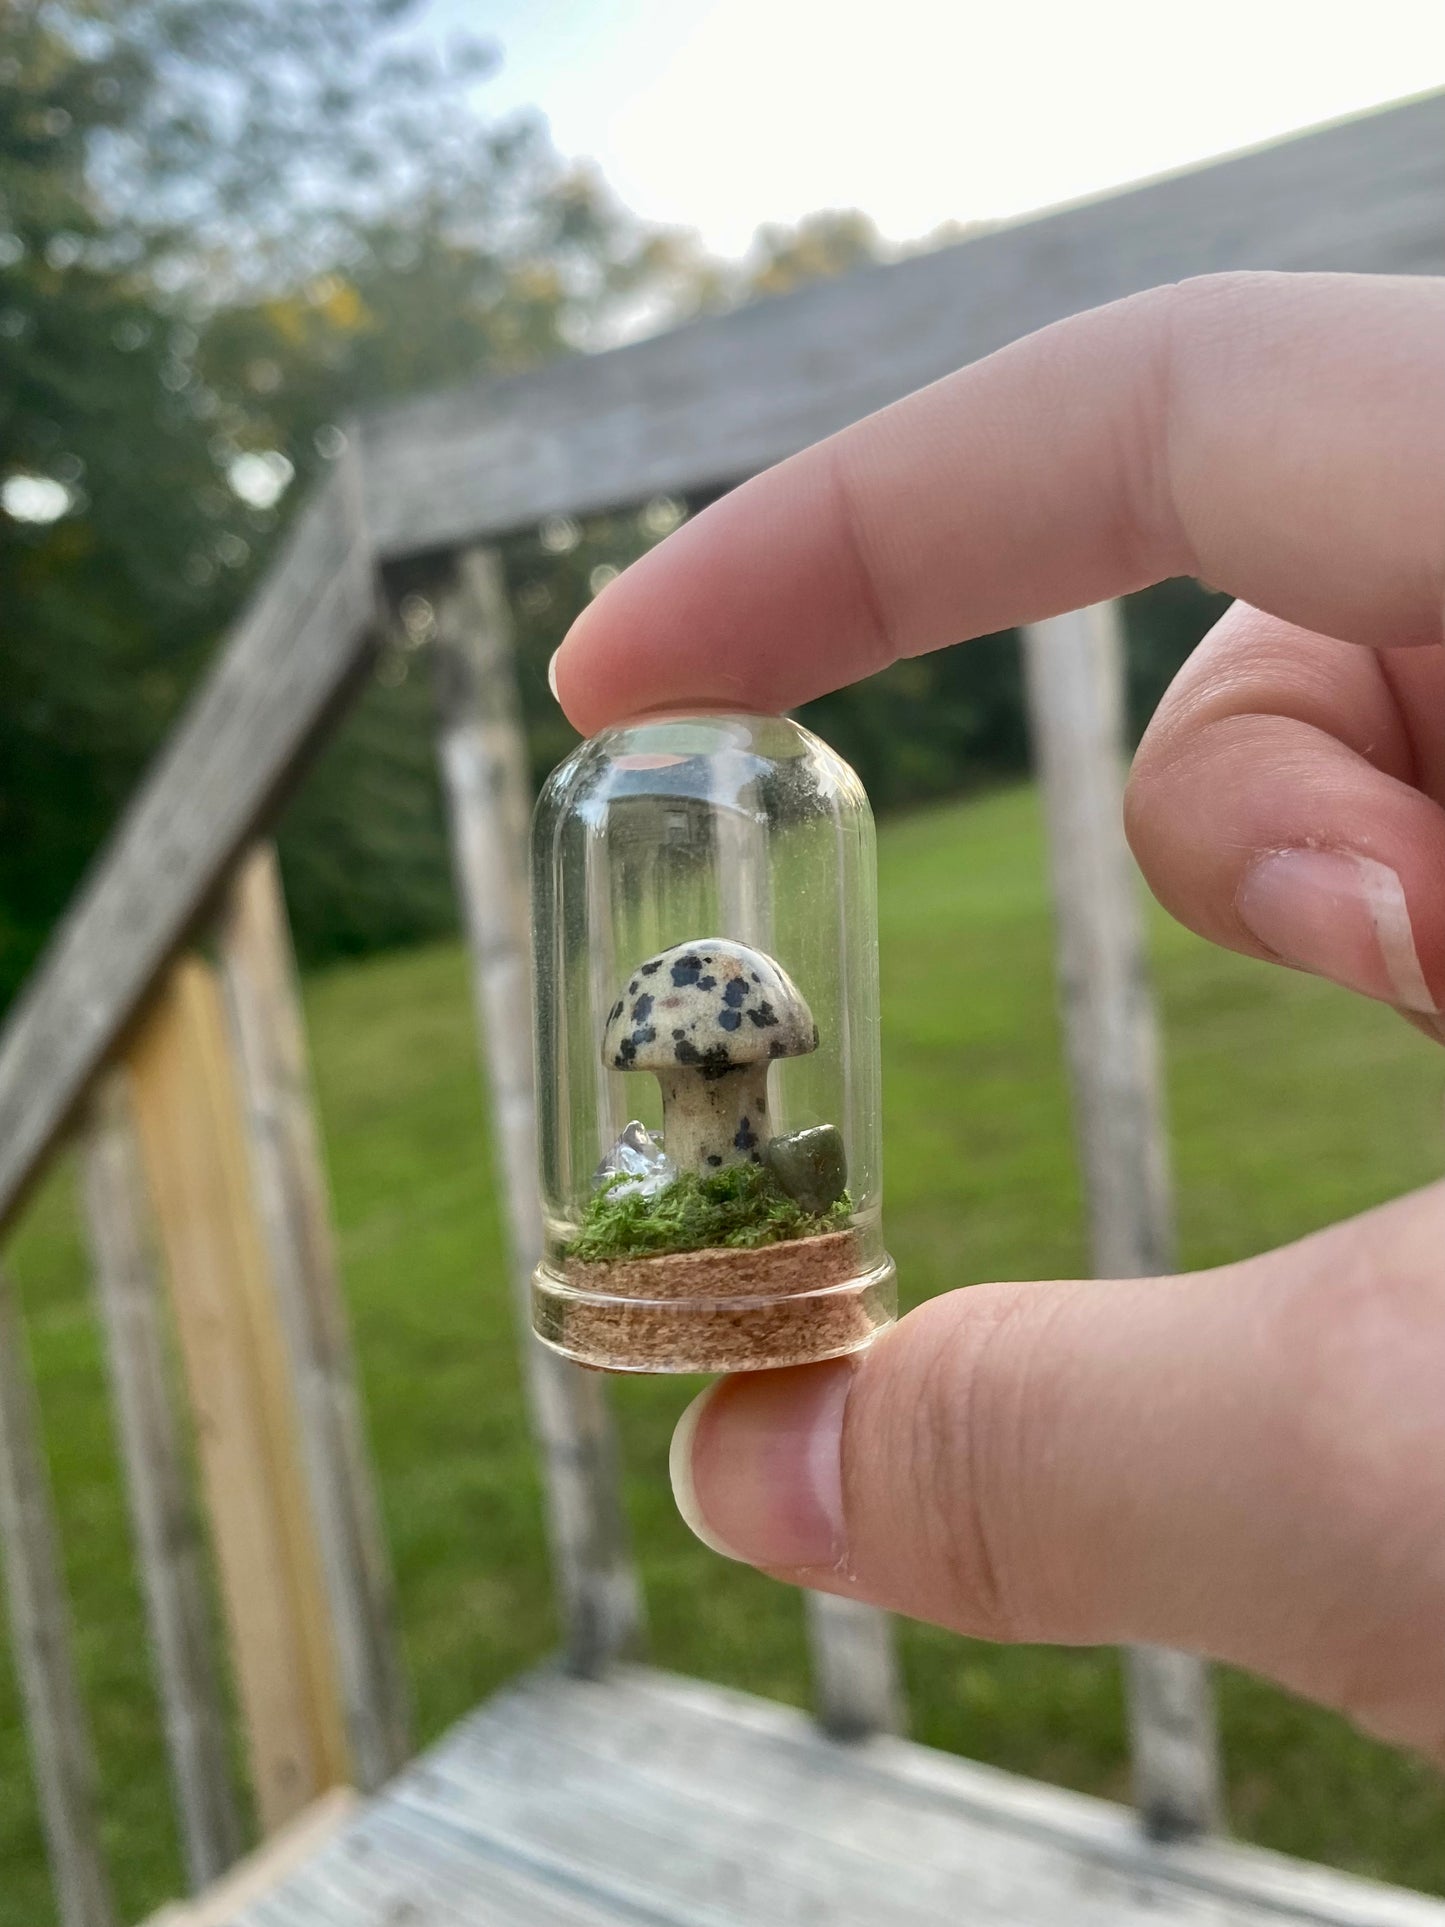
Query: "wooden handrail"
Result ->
[[356, 92, 1445, 560], [0, 457, 380, 1236], [0, 93, 1440, 1234]]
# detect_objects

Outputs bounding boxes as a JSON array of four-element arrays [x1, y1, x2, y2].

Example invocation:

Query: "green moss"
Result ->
[[567, 1160, 851, 1261]]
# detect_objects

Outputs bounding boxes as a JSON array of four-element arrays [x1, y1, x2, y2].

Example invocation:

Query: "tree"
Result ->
[[0, 0, 665, 1007], [1, 8, 1222, 1010], [745, 208, 884, 297], [1, 2, 235, 999]]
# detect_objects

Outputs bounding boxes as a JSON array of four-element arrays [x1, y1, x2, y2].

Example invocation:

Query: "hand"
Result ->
[[551, 272, 1445, 1757]]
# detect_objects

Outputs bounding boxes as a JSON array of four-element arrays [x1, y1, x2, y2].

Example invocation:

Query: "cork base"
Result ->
[[532, 1231, 896, 1374]]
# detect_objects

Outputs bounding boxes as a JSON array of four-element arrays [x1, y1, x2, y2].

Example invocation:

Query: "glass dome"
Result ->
[[530, 711, 895, 1373]]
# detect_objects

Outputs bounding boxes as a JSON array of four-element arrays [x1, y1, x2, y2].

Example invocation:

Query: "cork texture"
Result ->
[[538, 1231, 893, 1374], [564, 1229, 859, 1302]]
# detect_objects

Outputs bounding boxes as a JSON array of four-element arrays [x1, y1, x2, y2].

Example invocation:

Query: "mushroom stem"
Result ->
[[657, 1062, 771, 1173]]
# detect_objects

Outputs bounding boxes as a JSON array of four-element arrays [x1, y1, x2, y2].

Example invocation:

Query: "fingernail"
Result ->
[[546, 648, 561, 703], [1236, 850, 1437, 1015], [669, 1386, 743, 1560], [668, 1363, 852, 1572]]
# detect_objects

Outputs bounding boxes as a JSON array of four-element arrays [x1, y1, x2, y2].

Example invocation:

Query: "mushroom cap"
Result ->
[[602, 938, 817, 1078]]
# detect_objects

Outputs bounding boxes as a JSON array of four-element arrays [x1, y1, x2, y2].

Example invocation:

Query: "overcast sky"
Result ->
[[415, 1, 1445, 257]]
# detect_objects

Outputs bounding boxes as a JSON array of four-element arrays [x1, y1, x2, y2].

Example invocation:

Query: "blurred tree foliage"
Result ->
[[0, 0, 677, 1003], [0, 8, 1222, 1009]]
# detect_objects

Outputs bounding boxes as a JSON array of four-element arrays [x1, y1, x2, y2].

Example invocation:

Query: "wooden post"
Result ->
[[715, 795, 903, 1738], [81, 1073, 244, 1888], [804, 1592, 905, 1740], [217, 842, 411, 1792], [127, 954, 351, 1832], [0, 1264, 116, 1927], [429, 545, 643, 1674], [1021, 600, 1223, 1841]]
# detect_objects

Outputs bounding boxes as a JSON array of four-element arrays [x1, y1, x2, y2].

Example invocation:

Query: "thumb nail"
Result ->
[[668, 1362, 853, 1572], [546, 647, 562, 704], [669, 1386, 743, 1560], [1236, 850, 1438, 1014]]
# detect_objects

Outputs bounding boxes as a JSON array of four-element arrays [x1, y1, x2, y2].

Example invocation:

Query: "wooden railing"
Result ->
[[4, 847, 410, 1926], [0, 90, 1441, 1925]]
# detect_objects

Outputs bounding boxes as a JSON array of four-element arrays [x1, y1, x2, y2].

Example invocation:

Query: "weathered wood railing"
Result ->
[[0, 90, 1441, 1925], [1023, 604, 1223, 1837]]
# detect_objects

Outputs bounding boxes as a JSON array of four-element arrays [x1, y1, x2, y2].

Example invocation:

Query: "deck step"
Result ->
[[222, 1664, 1445, 1926]]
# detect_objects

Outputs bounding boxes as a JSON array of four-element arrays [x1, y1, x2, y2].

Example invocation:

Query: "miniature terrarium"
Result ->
[[530, 711, 896, 1373]]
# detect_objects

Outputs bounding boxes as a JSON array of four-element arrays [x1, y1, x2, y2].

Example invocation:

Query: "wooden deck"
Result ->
[[168, 1666, 1445, 1927]]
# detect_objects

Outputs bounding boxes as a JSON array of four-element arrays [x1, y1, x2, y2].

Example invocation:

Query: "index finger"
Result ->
[[551, 272, 1445, 735]]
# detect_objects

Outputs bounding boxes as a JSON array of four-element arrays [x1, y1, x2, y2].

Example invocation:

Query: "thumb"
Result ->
[[669, 1185, 1445, 1755]]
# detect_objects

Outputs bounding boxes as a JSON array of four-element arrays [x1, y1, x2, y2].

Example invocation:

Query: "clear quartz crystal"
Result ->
[[592, 1120, 676, 1200]]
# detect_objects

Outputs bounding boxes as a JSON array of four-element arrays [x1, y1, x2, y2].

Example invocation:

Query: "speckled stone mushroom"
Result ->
[[601, 938, 817, 1174]]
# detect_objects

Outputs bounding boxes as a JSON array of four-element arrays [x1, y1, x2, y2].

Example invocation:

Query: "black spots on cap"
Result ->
[[700, 1043, 734, 1080], [750, 972, 760, 982], [768, 1038, 787, 1058], [722, 977, 748, 1009], [706, 1154, 723, 1168], [672, 1027, 686, 1041], [811, 1022, 820, 1050], [615, 1023, 655, 1067], [734, 1116, 758, 1153], [697, 974, 717, 991], [751, 1150, 763, 1164], [673, 1037, 701, 1067], [671, 953, 704, 986], [641, 957, 662, 976], [747, 1001, 778, 1028], [631, 992, 653, 1024], [607, 1000, 624, 1025], [628, 980, 639, 996], [717, 1008, 742, 1032]]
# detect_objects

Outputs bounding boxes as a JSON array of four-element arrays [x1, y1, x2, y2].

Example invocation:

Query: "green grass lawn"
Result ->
[[3, 782, 1444, 1924]]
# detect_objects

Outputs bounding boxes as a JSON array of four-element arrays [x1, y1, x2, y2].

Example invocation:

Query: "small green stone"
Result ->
[[763, 1125, 847, 1215]]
